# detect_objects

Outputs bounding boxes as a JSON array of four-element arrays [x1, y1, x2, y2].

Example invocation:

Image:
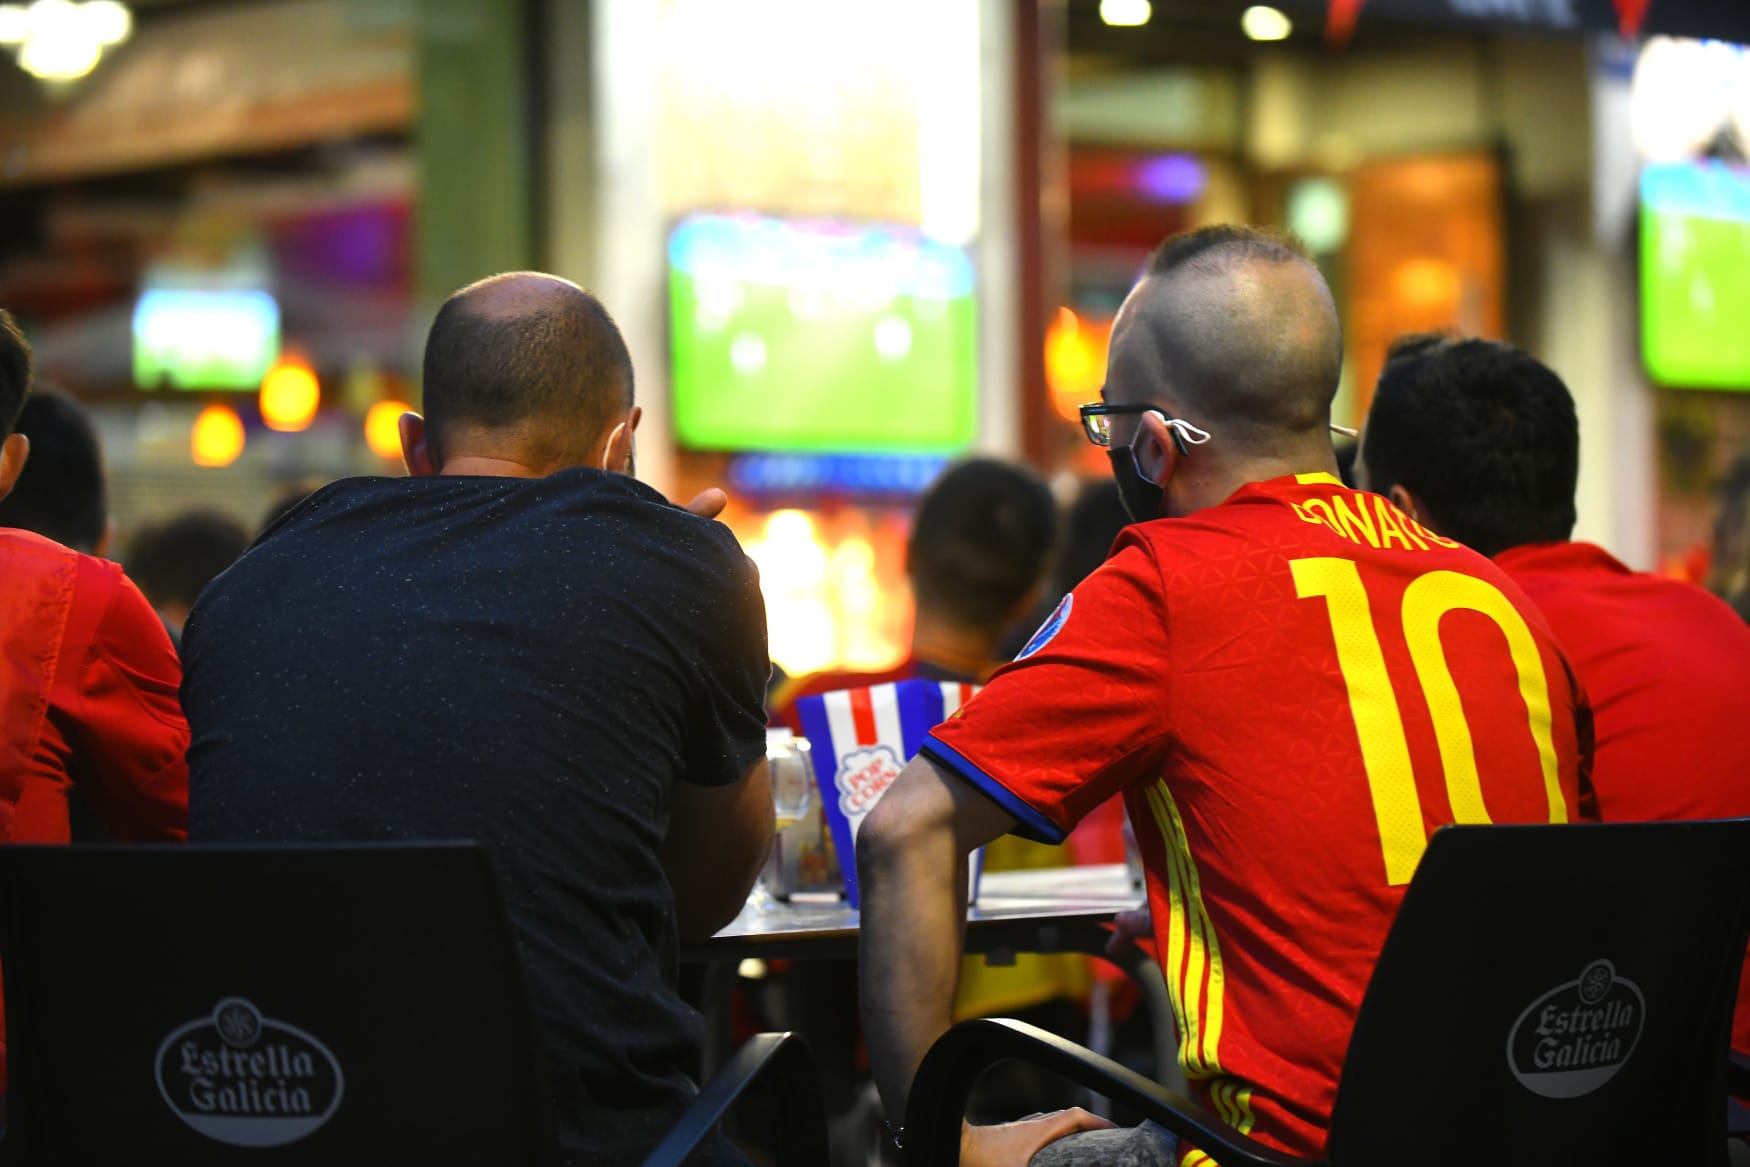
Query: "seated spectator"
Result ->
[[183, 272, 772, 1166], [1356, 334, 1750, 1058], [0, 390, 111, 556], [127, 510, 250, 644], [854, 227, 1594, 1166], [770, 457, 1057, 716], [0, 309, 188, 1085]]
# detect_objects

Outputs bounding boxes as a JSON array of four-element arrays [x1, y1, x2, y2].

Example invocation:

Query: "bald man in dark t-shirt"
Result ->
[[185, 274, 772, 1166]]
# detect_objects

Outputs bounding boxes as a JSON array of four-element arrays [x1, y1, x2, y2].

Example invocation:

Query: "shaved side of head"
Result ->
[[422, 272, 634, 470], [1123, 226, 1342, 454]]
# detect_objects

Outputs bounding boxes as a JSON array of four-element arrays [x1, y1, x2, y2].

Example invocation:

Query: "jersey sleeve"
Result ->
[[682, 544, 772, 788], [62, 565, 190, 841], [922, 535, 1173, 843]]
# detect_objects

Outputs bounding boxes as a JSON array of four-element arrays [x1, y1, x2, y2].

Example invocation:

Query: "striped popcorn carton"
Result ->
[[794, 678, 983, 908]]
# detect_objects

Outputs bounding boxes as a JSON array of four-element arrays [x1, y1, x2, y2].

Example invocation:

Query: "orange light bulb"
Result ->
[[191, 404, 246, 467], [365, 400, 412, 461], [259, 357, 320, 432]]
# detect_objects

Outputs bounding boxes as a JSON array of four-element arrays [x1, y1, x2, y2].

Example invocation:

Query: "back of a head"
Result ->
[[421, 273, 633, 470], [0, 308, 32, 439], [128, 510, 251, 612], [1363, 335, 1578, 558], [1133, 225, 1343, 451], [0, 392, 107, 553], [908, 459, 1056, 634]]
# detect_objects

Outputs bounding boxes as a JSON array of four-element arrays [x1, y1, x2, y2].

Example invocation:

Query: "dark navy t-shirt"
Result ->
[[182, 468, 769, 1164]]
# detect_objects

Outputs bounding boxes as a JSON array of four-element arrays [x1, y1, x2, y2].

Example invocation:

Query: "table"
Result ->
[[682, 865, 1185, 1093]]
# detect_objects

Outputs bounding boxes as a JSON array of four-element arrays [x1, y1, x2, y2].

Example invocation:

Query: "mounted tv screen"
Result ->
[[133, 288, 281, 391], [1640, 161, 1750, 390], [669, 214, 978, 452]]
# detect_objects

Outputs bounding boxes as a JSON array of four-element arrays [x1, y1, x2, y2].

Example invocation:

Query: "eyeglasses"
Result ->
[[1079, 402, 1194, 456], [1080, 401, 1361, 451]]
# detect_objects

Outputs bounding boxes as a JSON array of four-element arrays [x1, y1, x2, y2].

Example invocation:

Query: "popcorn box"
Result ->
[[795, 678, 983, 908]]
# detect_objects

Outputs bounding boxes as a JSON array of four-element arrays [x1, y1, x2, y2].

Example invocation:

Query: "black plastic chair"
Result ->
[[641, 1030, 829, 1167], [907, 820, 1750, 1167], [0, 843, 826, 1166]]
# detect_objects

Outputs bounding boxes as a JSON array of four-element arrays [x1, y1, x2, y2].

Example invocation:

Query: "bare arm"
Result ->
[[661, 757, 773, 942], [856, 753, 1017, 1118]]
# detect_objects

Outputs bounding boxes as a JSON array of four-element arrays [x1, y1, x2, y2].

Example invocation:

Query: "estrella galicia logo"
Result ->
[[1015, 594, 1073, 661], [156, 997, 344, 1147], [1506, 959, 1645, 1099]]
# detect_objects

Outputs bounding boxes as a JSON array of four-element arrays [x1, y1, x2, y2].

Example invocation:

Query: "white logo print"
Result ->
[[156, 997, 345, 1147], [1506, 959, 1645, 1099]]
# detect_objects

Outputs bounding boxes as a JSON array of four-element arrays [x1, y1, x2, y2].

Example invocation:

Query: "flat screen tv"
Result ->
[[669, 214, 978, 452], [1640, 161, 1750, 390], [133, 288, 281, 391]]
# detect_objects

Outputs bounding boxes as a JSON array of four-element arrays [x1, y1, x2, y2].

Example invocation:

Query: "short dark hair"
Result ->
[[0, 392, 107, 553], [1147, 222, 1314, 279], [0, 308, 34, 437], [421, 273, 633, 468], [127, 510, 251, 611], [1362, 335, 1578, 557], [908, 459, 1056, 634]]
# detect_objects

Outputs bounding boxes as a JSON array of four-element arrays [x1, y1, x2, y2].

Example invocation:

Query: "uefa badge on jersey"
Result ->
[[796, 679, 983, 907]]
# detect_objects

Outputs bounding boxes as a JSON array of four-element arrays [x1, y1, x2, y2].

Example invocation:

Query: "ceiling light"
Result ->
[[0, 5, 29, 44], [1242, 5, 1293, 41], [1100, 0, 1151, 28]]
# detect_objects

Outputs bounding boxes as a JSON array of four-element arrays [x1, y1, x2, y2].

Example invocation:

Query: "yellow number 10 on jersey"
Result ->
[[1292, 557, 1568, 886]]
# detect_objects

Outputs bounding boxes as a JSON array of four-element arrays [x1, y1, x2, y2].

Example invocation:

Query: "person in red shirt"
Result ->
[[855, 227, 1593, 1167], [0, 309, 188, 1086], [1355, 333, 1750, 1057], [0, 310, 188, 844], [768, 457, 1057, 727]]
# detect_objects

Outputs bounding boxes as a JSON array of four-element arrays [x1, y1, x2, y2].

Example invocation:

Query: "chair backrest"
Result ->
[[0, 843, 555, 1165], [1328, 820, 1750, 1167]]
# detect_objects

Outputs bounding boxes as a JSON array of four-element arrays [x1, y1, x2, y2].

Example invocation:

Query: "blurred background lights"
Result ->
[[1135, 154, 1207, 204], [729, 333, 767, 375], [873, 315, 912, 361], [1630, 37, 1742, 162], [191, 404, 245, 468], [1, 0, 132, 82], [1044, 307, 1111, 423], [365, 400, 411, 460], [1099, 0, 1150, 28], [1242, 6, 1293, 41], [1287, 177, 1350, 254], [258, 355, 320, 432]]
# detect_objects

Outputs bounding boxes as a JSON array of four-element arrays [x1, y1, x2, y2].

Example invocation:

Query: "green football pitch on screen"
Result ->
[[1640, 163, 1750, 391], [669, 215, 979, 452]]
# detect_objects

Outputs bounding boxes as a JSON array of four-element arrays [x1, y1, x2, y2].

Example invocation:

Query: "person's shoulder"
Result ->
[[542, 470, 752, 561], [0, 527, 127, 595]]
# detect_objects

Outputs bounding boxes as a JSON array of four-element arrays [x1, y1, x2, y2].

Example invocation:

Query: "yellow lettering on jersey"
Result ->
[[1302, 497, 1341, 536], [1292, 558, 1427, 886], [1372, 494, 1414, 550], [1401, 572, 1568, 826], [1329, 494, 1382, 549], [1407, 516, 1459, 549], [1292, 502, 1328, 529]]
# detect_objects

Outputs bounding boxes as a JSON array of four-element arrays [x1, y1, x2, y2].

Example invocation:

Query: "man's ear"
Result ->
[[0, 433, 30, 503], [601, 404, 642, 473], [399, 413, 436, 477], [1389, 484, 1431, 528], [1133, 409, 1180, 487]]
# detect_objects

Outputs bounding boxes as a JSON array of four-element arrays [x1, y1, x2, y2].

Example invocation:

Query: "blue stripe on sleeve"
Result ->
[[918, 736, 1067, 845]]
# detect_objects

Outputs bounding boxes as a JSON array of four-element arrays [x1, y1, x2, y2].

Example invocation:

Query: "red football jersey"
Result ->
[[1494, 540, 1750, 1057], [925, 473, 1594, 1161]]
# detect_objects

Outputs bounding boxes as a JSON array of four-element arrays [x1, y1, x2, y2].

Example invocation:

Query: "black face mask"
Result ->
[[1108, 445, 1163, 523]]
